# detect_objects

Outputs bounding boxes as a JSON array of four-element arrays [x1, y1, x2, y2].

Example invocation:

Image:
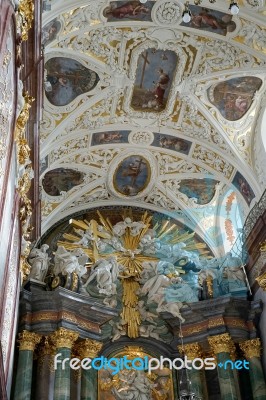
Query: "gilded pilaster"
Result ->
[[208, 334, 237, 400], [239, 339, 266, 400], [178, 343, 204, 399], [14, 331, 41, 400], [50, 328, 79, 400], [75, 339, 103, 400]]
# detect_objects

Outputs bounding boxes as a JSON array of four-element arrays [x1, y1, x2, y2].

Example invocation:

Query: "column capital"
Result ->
[[239, 338, 262, 359], [37, 336, 56, 357], [208, 333, 234, 355], [178, 343, 202, 358], [75, 339, 103, 359], [18, 330, 42, 351], [50, 328, 79, 349]]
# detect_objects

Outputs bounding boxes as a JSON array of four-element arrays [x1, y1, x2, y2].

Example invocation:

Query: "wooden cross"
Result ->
[[140, 51, 150, 88]]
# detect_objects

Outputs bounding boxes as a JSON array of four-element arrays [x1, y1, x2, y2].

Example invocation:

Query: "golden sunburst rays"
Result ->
[[121, 278, 141, 339]]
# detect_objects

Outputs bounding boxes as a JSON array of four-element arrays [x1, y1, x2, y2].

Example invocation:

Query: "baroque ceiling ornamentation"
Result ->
[[40, 0, 266, 256]]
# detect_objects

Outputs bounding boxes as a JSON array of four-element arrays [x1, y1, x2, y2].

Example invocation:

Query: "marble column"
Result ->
[[208, 333, 238, 400], [13, 330, 42, 400], [50, 327, 79, 400], [75, 339, 103, 400], [178, 342, 205, 399], [35, 336, 56, 400], [239, 338, 266, 400]]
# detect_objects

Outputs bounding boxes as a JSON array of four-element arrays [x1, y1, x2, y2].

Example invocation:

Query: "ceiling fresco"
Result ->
[[40, 0, 266, 256]]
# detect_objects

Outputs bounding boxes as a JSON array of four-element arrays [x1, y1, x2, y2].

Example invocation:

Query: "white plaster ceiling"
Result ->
[[39, 0, 266, 255]]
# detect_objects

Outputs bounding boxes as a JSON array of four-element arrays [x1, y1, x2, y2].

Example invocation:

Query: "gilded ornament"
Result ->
[[17, 330, 41, 351], [17, 0, 35, 41], [50, 327, 79, 349], [20, 256, 31, 282], [260, 241, 266, 252], [208, 318, 224, 328], [17, 137, 31, 165], [178, 343, 202, 358], [206, 275, 213, 298], [75, 339, 103, 359], [256, 272, 266, 291], [15, 93, 34, 137], [239, 338, 262, 359], [208, 333, 235, 355]]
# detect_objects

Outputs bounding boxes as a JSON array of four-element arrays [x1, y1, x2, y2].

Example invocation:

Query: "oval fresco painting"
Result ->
[[42, 168, 84, 196], [208, 77, 262, 121], [42, 18, 61, 47], [113, 156, 151, 196], [44, 57, 99, 106]]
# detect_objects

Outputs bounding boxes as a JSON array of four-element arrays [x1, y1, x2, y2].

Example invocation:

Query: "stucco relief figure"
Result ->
[[83, 256, 120, 296], [54, 246, 88, 276], [223, 266, 246, 284], [109, 320, 127, 341], [113, 218, 147, 237], [112, 369, 154, 400], [28, 244, 50, 281], [138, 300, 157, 323]]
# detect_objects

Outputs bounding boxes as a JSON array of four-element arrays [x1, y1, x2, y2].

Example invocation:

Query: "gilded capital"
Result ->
[[208, 333, 234, 355], [239, 339, 262, 359], [18, 330, 41, 351], [37, 336, 56, 357], [75, 339, 103, 359], [50, 328, 79, 349], [178, 343, 202, 359]]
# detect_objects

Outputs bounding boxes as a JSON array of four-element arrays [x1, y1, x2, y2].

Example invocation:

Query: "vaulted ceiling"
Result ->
[[40, 0, 266, 256]]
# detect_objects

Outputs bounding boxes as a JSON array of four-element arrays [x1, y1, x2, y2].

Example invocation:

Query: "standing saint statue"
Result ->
[[28, 244, 50, 282]]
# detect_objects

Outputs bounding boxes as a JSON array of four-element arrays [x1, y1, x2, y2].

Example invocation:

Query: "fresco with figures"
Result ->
[[208, 77, 262, 121], [180, 6, 236, 35], [44, 57, 99, 106], [232, 172, 255, 206], [42, 168, 84, 196], [103, 1, 154, 21], [152, 133, 191, 155], [178, 179, 219, 205], [91, 131, 130, 146], [42, 18, 61, 46], [131, 49, 178, 112], [113, 155, 150, 196]]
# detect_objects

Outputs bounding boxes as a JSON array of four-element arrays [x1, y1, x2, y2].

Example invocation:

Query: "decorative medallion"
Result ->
[[107, 151, 156, 198], [154, 1, 181, 25], [128, 131, 154, 145], [114, 155, 151, 196]]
